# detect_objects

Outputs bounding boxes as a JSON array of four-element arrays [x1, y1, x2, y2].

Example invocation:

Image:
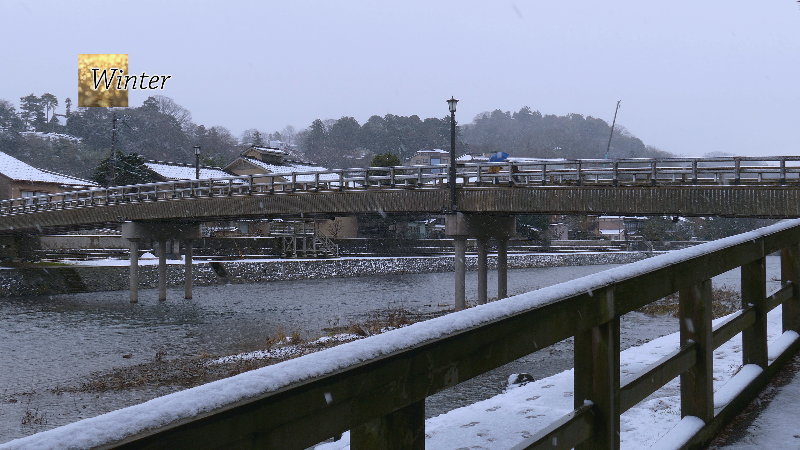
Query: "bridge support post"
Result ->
[[454, 237, 466, 311], [184, 239, 193, 300], [781, 244, 800, 333], [350, 399, 424, 450], [477, 237, 488, 305], [158, 240, 167, 301], [446, 213, 515, 311], [574, 289, 620, 450], [497, 238, 508, 299], [129, 238, 139, 303], [742, 258, 767, 368], [122, 222, 200, 303], [679, 279, 714, 424]]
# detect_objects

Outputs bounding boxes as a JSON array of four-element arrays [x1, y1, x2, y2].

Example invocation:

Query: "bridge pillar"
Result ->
[[446, 213, 515, 310], [454, 237, 467, 311], [122, 222, 200, 302], [158, 240, 167, 301], [497, 238, 508, 299], [477, 238, 489, 305], [129, 238, 139, 303], [184, 239, 193, 300]]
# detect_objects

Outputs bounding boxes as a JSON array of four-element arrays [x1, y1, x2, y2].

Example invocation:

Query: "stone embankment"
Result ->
[[0, 252, 656, 298]]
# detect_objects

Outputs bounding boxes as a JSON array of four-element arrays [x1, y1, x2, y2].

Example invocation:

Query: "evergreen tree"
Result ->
[[91, 150, 159, 187], [19, 94, 41, 130]]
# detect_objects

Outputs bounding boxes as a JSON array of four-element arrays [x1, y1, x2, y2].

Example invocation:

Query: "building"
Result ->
[[224, 146, 339, 184], [407, 149, 451, 173], [0, 150, 97, 200]]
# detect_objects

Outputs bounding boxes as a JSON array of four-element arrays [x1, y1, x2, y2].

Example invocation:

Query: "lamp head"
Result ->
[[447, 96, 458, 113]]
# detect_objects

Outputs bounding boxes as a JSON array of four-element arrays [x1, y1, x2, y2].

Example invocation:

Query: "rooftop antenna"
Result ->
[[605, 100, 621, 161]]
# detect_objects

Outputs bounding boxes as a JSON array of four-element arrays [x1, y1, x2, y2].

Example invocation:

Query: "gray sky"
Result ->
[[2, 1, 799, 157]]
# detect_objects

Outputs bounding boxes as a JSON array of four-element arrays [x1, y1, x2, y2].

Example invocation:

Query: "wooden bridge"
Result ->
[[2, 156, 800, 234], [8, 218, 800, 449]]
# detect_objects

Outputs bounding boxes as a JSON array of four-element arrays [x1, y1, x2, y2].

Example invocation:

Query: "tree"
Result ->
[[370, 152, 400, 167], [91, 150, 160, 187], [40, 93, 58, 125], [0, 100, 23, 135], [304, 119, 329, 164], [19, 94, 42, 130]]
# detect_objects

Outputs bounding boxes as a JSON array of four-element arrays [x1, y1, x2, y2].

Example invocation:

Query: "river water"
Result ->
[[0, 256, 779, 444]]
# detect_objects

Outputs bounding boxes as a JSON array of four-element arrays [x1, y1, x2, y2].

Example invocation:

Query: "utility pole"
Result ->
[[605, 100, 621, 161], [110, 111, 118, 186]]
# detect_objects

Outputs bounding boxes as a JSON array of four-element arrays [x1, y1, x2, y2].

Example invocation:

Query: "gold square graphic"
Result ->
[[78, 54, 129, 107]]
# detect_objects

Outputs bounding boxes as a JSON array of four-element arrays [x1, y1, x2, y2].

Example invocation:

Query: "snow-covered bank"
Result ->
[[0, 252, 654, 297], [316, 306, 794, 450]]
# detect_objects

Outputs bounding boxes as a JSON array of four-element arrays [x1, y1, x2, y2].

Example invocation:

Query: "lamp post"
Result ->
[[447, 96, 458, 212], [194, 146, 201, 179]]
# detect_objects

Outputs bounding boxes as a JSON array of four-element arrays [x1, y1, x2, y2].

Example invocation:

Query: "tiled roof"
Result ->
[[144, 161, 232, 180], [0, 150, 97, 186], [241, 157, 339, 182]]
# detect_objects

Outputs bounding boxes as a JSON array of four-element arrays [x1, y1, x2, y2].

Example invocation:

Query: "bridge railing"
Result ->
[[3, 156, 800, 216], [15, 220, 800, 449]]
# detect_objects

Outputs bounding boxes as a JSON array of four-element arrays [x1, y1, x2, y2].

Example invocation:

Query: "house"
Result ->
[[224, 146, 339, 184], [143, 160, 233, 181], [0, 150, 97, 200], [407, 149, 451, 173]]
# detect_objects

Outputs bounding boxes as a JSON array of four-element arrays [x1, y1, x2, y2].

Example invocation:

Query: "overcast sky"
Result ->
[[2, 1, 798, 157]]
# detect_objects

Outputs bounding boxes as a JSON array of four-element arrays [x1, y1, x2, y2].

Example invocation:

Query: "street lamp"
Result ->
[[194, 146, 201, 179], [447, 96, 458, 212]]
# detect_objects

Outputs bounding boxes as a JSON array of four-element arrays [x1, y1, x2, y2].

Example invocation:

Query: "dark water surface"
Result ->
[[0, 258, 769, 444]]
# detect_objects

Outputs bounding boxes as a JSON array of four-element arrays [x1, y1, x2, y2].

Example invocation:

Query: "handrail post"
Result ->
[[612, 161, 618, 187], [733, 157, 741, 185], [780, 157, 786, 185], [576, 161, 582, 186], [541, 163, 547, 186], [574, 288, 619, 450], [742, 257, 768, 369], [679, 279, 714, 424], [650, 161, 657, 186], [351, 399, 425, 450], [692, 160, 698, 185], [390, 167, 396, 188], [781, 244, 800, 333]]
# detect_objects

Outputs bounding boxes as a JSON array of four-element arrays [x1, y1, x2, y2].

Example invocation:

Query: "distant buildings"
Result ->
[[0, 150, 97, 200]]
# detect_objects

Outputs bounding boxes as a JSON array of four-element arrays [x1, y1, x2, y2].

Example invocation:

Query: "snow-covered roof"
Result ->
[[0, 150, 97, 186], [239, 157, 339, 182], [144, 161, 232, 181], [414, 149, 449, 154]]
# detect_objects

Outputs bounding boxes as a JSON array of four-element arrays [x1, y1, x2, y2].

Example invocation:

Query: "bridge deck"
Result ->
[[1, 186, 800, 234]]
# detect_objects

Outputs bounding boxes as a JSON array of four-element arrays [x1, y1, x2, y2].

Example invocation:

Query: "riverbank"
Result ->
[[0, 252, 657, 297]]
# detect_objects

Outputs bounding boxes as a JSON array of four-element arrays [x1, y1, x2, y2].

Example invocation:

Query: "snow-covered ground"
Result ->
[[316, 306, 796, 450]]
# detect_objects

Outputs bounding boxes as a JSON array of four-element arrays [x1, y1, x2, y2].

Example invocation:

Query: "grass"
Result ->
[[637, 286, 742, 319], [61, 306, 449, 394]]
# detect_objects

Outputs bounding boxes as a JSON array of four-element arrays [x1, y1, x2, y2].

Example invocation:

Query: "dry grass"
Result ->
[[637, 286, 742, 319], [62, 307, 448, 394]]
